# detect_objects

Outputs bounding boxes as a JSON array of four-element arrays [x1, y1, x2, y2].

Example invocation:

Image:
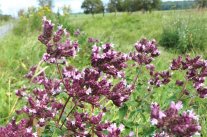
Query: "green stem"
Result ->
[[57, 96, 70, 124], [55, 61, 71, 125], [60, 104, 77, 129], [178, 76, 188, 100], [91, 105, 95, 137], [8, 79, 11, 112]]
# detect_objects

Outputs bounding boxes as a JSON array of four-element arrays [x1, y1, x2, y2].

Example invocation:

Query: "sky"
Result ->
[[0, 0, 185, 17]]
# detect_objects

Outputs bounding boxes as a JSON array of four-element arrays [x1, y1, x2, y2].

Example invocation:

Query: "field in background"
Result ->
[[0, 9, 207, 135], [70, 10, 207, 53]]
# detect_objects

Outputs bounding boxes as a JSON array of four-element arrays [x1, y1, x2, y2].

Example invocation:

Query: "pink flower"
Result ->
[[170, 101, 183, 110]]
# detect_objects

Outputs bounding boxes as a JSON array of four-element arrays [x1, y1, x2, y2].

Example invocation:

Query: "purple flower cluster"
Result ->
[[25, 66, 62, 95], [16, 89, 63, 127], [7, 63, 132, 136], [130, 38, 160, 65], [16, 66, 63, 127], [108, 80, 133, 107], [0, 119, 37, 137], [106, 123, 125, 137], [88, 37, 99, 43], [38, 17, 79, 63], [153, 131, 169, 137], [63, 66, 112, 106], [57, 64, 134, 135], [171, 55, 207, 98], [74, 29, 81, 36], [147, 64, 172, 87], [66, 112, 90, 136], [1, 18, 137, 136], [151, 101, 201, 136], [66, 112, 125, 137], [62, 66, 133, 107], [24, 65, 46, 84], [91, 44, 128, 78]]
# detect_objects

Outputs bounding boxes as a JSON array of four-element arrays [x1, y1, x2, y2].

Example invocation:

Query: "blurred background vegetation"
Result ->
[[1, 0, 207, 136]]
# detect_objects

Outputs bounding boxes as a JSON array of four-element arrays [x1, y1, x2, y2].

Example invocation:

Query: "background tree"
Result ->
[[141, 0, 152, 12], [151, 0, 161, 10], [81, 0, 104, 16], [161, 1, 195, 10], [62, 5, 71, 15], [122, 0, 160, 12], [102, 2, 106, 17], [140, 0, 161, 12], [122, 0, 136, 12], [18, 9, 25, 17], [28, 7, 37, 14], [196, 0, 207, 8], [107, 0, 124, 13], [38, 0, 53, 9]]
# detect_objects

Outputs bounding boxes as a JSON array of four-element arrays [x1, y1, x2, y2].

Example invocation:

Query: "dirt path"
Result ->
[[0, 23, 14, 38]]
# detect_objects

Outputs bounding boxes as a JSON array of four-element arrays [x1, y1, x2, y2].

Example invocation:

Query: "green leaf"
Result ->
[[142, 126, 156, 136], [118, 104, 128, 120]]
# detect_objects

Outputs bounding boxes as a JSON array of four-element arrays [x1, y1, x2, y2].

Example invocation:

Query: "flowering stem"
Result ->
[[8, 79, 11, 112], [56, 62, 67, 88], [55, 62, 71, 125], [132, 67, 142, 87], [6, 98, 19, 123], [132, 74, 139, 87], [30, 60, 44, 83], [136, 127, 139, 137], [91, 105, 95, 137], [57, 96, 70, 124], [178, 77, 188, 100], [60, 103, 77, 129]]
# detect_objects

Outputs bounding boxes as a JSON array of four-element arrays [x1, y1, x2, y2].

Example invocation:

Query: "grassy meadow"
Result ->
[[1, 9, 207, 136]]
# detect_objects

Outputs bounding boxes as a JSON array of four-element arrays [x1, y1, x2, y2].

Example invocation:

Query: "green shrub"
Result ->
[[0, 15, 12, 22], [13, 17, 29, 35], [57, 15, 75, 34], [13, 6, 55, 35], [160, 19, 207, 53]]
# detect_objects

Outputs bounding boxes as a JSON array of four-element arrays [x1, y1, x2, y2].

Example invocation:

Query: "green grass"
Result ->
[[0, 20, 7, 26], [0, 19, 15, 26], [0, 10, 207, 136], [69, 10, 207, 52], [0, 31, 44, 123]]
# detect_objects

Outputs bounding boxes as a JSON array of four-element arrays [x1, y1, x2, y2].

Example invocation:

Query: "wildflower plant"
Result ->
[[0, 17, 206, 137], [151, 101, 201, 137]]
